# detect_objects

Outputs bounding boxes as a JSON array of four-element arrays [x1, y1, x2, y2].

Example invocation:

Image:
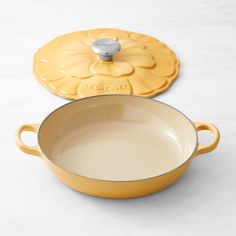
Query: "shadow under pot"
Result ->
[[16, 95, 220, 198]]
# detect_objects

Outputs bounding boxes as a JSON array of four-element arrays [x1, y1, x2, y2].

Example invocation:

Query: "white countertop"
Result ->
[[0, 0, 235, 235]]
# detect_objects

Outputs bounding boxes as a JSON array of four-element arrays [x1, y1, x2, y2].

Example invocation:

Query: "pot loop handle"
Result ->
[[15, 123, 42, 157], [194, 122, 220, 156]]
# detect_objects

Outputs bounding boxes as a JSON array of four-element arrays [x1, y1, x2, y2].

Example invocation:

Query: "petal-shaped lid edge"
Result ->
[[33, 28, 180, 99]]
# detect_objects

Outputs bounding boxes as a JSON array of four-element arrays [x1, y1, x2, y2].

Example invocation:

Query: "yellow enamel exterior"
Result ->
[[33, 28, 179, 99], [15, 97, 220, 199], [43, 156, 192, 198]]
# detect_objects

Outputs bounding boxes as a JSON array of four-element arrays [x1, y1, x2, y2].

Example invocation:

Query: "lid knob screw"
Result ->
[[91, 38, 121, 62]]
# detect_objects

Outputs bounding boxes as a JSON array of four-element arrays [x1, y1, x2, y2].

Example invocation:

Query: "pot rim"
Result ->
[[37, 94, 198, 183]]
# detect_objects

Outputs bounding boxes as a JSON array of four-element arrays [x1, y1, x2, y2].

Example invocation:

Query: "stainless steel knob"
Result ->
[[91, 38, 121, 62]]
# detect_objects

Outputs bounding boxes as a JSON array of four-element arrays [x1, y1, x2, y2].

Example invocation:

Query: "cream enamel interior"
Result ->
[[38, 95, 197, 181]]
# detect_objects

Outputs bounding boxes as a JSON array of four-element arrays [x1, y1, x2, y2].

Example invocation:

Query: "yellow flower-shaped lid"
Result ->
[[33, 28, 179, 99]]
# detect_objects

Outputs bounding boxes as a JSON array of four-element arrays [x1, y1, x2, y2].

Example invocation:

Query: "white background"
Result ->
[[0, 0, 235, 235]]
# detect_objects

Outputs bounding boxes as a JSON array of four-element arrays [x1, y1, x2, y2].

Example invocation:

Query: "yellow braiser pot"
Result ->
[[16, 95, 220, 198]]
